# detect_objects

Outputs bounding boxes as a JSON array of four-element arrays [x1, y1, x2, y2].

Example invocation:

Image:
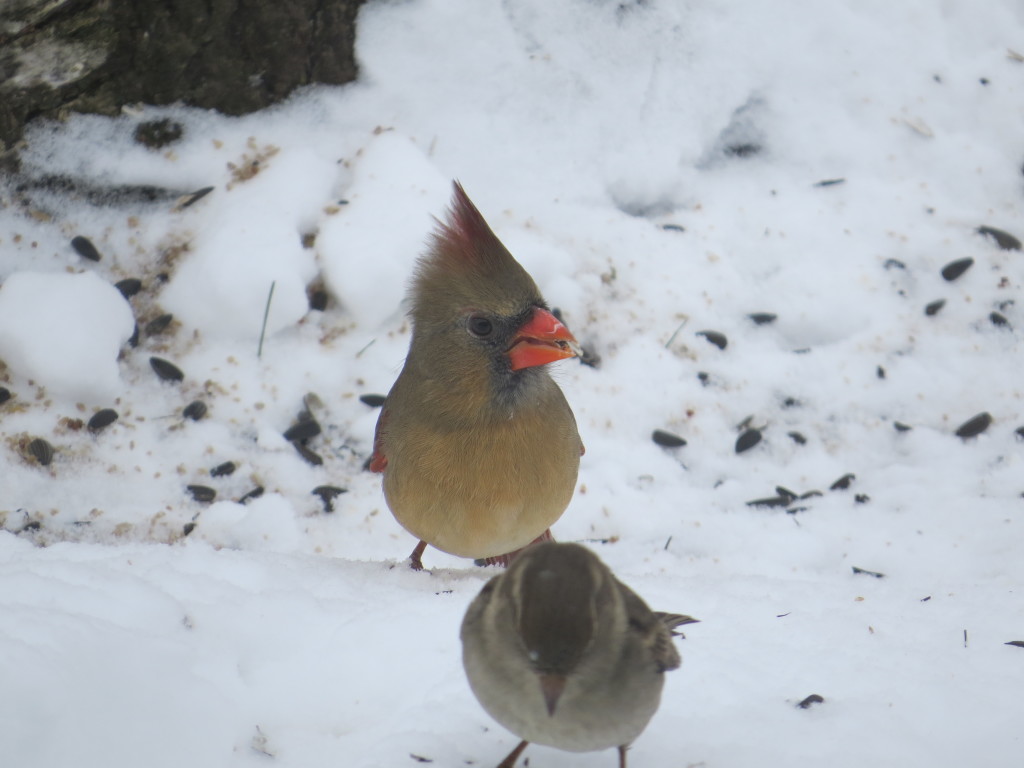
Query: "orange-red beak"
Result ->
[[507, 307, 581, 371]]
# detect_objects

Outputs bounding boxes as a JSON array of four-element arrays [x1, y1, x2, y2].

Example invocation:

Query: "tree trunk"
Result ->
[[0, 0, 365, 166]]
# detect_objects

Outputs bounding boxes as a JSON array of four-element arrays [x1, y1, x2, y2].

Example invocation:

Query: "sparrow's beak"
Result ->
[[508, 307, 581, 371], [538, 673, 567, 716]]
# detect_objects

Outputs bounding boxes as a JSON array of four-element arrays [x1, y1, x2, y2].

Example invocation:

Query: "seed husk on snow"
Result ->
[[210, 461, 236, 477], [0, 386, 10, 405], [746, 495, 791, 509], [294, 442, 324, 466], [115, 278, 143, 299], [186, 485, 216, 503], [894, 421, 913, 432], [150, 356, 184, 382], [28, 438, 54, 466], [941, 257, 974, 282], [359, 394, 387, 408], [990, 311, 1011, 328], [797, 694, 825, 709], [283, 419, 321, 443], [735, 428, 762, 453], [145, 313, 174, 336], [238, 487, 264, 505], [924, 299, 946, 316], [312, 485, 348, 512], [748, 312, 777, 325], [977, 225, 1022, 251], [696, 330, 728, 350], [830, 473, 856, 490], [183, 400, 207, 421], [71, 235, 101, 261], [652, 429, 686, 448], [955, 412, 992, 439], [87, 408, 118, 432], [1006, 641, 1024, 649], [788, 431, 807, 445]]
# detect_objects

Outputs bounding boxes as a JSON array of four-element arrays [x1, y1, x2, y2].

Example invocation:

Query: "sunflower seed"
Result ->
[[312, 485, 348, 512], [150, 357, 184, 382], [186, 485, 216, 503], [894, 421, 912, 432], [830, 473, 855, 490], [1006, 641, 1024, 648], [294, 443, 323, 466], [0, 386, 10, 405], [746, 495, 791, 508], [735, 428, 762, 453], [955, 412, 992, 439], [309, 289, 328, 311], [788, 431, 807, 445], [210, 461, 236, 477], [178, 186, 214, 210], [238, 487, 264, 505], [924, 299, 946, 316], [977, 225, 1021, 251], [661, 224, 685, 232], [183, 522, 196, 536], [814, 178, 845, 187], [359, 393, 387, 408], [145, 313, 174, 335], [28, 438, 54, 465], [128, 323, 140, 347], [797, 694, 825, 709], [115, 278, 143, 299], [697, 330, 728, 350], [183, 400, 207, 421], [87, 408, 118, 432], [941, 257, 974, 282], [990, 311, 1011, 328], [71, 235, 101, 261], [748, 312, 777, 325], [652, 429, 686, 448], [284, 419, 321, 442]]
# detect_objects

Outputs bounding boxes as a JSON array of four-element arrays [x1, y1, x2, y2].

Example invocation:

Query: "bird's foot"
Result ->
[[496, 739, 529, 768], [408, 540, 428, 571], [474, 529, 554, 568], [618, 744, 629, 768]]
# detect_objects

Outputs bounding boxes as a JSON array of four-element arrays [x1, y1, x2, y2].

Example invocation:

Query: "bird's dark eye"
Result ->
[[467, 314, 494, 338]]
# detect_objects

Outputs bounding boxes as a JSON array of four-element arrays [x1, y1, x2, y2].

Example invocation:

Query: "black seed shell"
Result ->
[[697, 330, 728, 350], [990, 311, 1010, 328], [788, 431, 807, 445], [294, 443, 323, 466], [115, 278, 143, 298], [746, 495, 791, 508], [735, 428, 762, 453], [183, 400, 207, 421], [312, 485, 348, 512], [128, 323, 140, 348], [830, 473, 856, 490], [309, 289, 328, 311], [941, 257, 974, 282], [28, 438, 54, 465], [284, 419, 321, 442], [977, 225, 1022, 251], [150, 357, 184, 382], [748, 313, 777, 325], [924, 299, 946, 316], [145, 313, 174, 335], [71, 235, 101, 261], [183, 522, 196, 536], [186, 485, 216, 503], [180, 186, 214, 209], [0, 386, 10, 405], [652, 429, 686, 448], [661, 224, 685, 232], [894, 421, 913, 432], [210, 461, 236, 477], [359, 394, 387, 408], [238, 487, 264, 504], [87, 408, 118, 432], [955, 412, 992, 439], [797, 694, 825, 709]]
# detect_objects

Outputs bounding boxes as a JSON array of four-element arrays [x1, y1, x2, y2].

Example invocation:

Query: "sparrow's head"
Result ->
[[408, 182, 580, 405], [504, 542, 613, 715]]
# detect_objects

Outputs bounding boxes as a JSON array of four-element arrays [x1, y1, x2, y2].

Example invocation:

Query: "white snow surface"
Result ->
[[2, 1, 1024, 766]]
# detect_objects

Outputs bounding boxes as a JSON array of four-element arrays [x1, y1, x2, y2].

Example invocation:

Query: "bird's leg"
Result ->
[[408, 540, 428, 571], [618, 744, 629, 768], [475, 529, 555, 568], [496, 739, 529, 768]]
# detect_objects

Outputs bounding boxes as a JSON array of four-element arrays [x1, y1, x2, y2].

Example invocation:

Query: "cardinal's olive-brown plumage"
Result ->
[[370, 182, 583, 568], [461, 542, 697, 768]]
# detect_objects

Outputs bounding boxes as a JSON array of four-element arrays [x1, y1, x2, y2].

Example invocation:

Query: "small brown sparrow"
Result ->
[[461, 542, 697, 767]]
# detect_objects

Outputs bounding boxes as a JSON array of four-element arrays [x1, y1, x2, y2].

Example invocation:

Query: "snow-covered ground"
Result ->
[[2, 1, 1023, 766]]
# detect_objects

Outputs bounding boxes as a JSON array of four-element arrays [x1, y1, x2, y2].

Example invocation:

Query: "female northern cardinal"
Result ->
[[370, 182, 583, 570], [461, 542, 697, 768]]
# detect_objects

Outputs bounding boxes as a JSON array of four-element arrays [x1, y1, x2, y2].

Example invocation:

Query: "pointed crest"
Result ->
[[429, 181, 512, 272]]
